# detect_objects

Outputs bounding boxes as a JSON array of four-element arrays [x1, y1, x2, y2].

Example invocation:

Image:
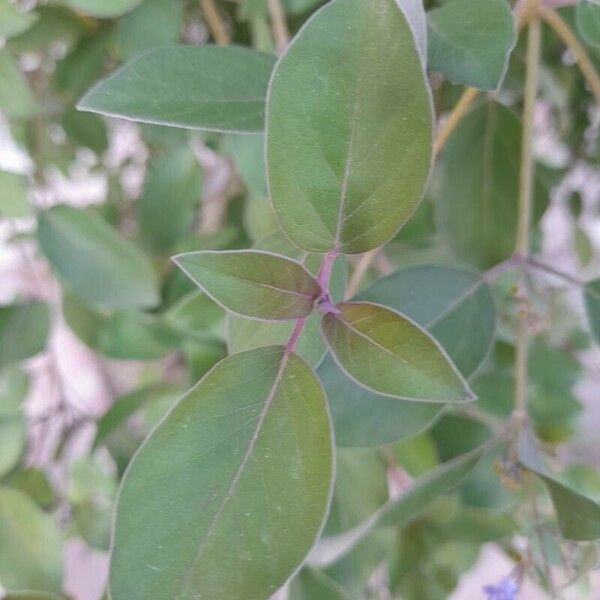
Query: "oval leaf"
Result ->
[[110, 346, 334, 600], [427, 0, 516, 90], [174, 250, 321, 321], [577, 0, 600, 49], [78, 46, 276, 133], [321, 302, 474, 403], [37, 205, 159, 310], [266, 0, 433, 254]]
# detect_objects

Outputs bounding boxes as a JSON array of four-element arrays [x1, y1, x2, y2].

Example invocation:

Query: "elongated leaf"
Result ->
[[0, 302, 50, 370], [577, 0, 600, 49], [434, 102, 547, 269], [289, 567, 352, 600], [174, 250, 321, 320], [310, 446, 485, 566], [0, 1, 38, 39], [266, 0, 433, 254], [357, 265, 495, 377], [321, 302, 474, 403], [38, 205, 159, 310], [110, 347, 333, 600], [0, 487, 63, 593], [584, 279, 600, 343], [0, 369, 28, 479], [0, 50, 36, 118], [78, 46, 276, 133], [519, 430, 600, 541], [427, 0, 516, 90], [60, 0, 142, 18]]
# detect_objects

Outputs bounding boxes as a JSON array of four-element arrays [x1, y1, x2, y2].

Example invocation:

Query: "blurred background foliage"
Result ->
[[0, 0, 600, 598]]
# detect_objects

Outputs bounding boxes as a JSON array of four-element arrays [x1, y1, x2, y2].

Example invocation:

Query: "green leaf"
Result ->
[[577, 0, 600, 49], [0, 369, 28, 479], [137, 146, 202, 252], [310, 446, 485, 566], [434, 102, 547, 269], [38, 205, 159, 310], [519, 430, 600, 541], [0, 302, 50, 370], [0, 171, 30, 217], [59, 0, 143, 18], [357, 265, 495, 377], [78, 46, 276, 133], [0, 1, 38, 39], [427, 0, 516, 90], [321, 302, 474, 403], [584, 279, 600, 343], [3, 593, 65, 600], [266, 0, 433, 254], [0, 50, 37, 118], [289, 567, 352, 600], [174, 250, 321, 320], [318, 355, 442, 447], [110, 347, 333, 600], [0, 487, 63, 593]]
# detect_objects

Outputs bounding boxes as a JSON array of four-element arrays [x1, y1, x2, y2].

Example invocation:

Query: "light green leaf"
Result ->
[[584, 279, 600, 343], [434, 102, 547, 269], [289, 567, 352, 600], [110, 347, 333, 600], [59, 0, 142, 18], [321, 302, 474, 403], [310, 446, 485, 566], [266, 0, 433, 254], [427, 0, 516, 90], [78, 46, 276, 133], [318, 354, 442, 447], [0, 487, 63, 593], [282, 0, 322, 16], [0, 171, 30, 217], [0, 302, 50, 370], [0, 50, 37, 118], [357, 265, 495, 377], [3, 593, 65, 600], [136, 146, 202, 252], [0, 1, 38, 39], [577, 0, 600, 49], [397, 0, 428, 66], [0, 369, 28, 479], [519, 430, 600, 541], [38, 205, 159, 310], [222, 133, 267, 196], [174, 250, 321, 320]]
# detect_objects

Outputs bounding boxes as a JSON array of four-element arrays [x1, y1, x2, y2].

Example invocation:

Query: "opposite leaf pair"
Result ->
[[174, 250, 474, 404]]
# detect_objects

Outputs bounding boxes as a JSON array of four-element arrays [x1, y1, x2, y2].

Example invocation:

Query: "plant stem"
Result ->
[[540, 6, 600, 104], [200, 0, 230, 46], [526, 257, 582, 286], [513, 0, 541, 425], [266, 0, 289, 53]]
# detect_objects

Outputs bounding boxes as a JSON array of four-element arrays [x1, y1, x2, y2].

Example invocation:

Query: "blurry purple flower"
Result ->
[[483, 576, 518, 600]]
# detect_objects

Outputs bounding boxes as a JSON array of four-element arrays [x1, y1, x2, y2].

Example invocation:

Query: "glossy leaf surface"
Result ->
[[322, 302, 473, 403], [266, 0, 433, 253], [78, 46, 276, 133], [110, 347, 333, 600], [427, 0, 515, 90], [38, 205, 159, 310]]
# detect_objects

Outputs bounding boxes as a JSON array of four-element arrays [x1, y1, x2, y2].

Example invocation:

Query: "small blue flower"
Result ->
[[483, 576, 518, 600]]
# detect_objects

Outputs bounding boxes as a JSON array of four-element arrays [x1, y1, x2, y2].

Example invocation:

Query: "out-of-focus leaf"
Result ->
[[518, 430, 600, 541], [163, 292, 224, 341], [577, 0, 600, 49], [137, 146, 202, 252], [174, 250, 321, 320], [114, 0, 183, 61], [289, 567, 352, 600], [6, 468, 54, 509], [222, 134, 267, 196], [282, 0, 323, 16], [0, 171, 30, 218], [59, 0, 143, 18], [0, 487, 63, 593], [434, 102, 547, 269], [0, 50, 36, 118], [3, 593, 65, 600], [266, 0, 433, 254], [38, 205, 159, 310], [322, 302, 474, 403], [78, 46, 276, 133], [0, 1, 38, 39], [357, 265, 495, 377], [585, 279, 600, 343], [0, 369, 28, 479], [0, 303, 50, 370], [110, 347, 333, 600], [427, 0, 516, 90], [61, 109, 108, 154]]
